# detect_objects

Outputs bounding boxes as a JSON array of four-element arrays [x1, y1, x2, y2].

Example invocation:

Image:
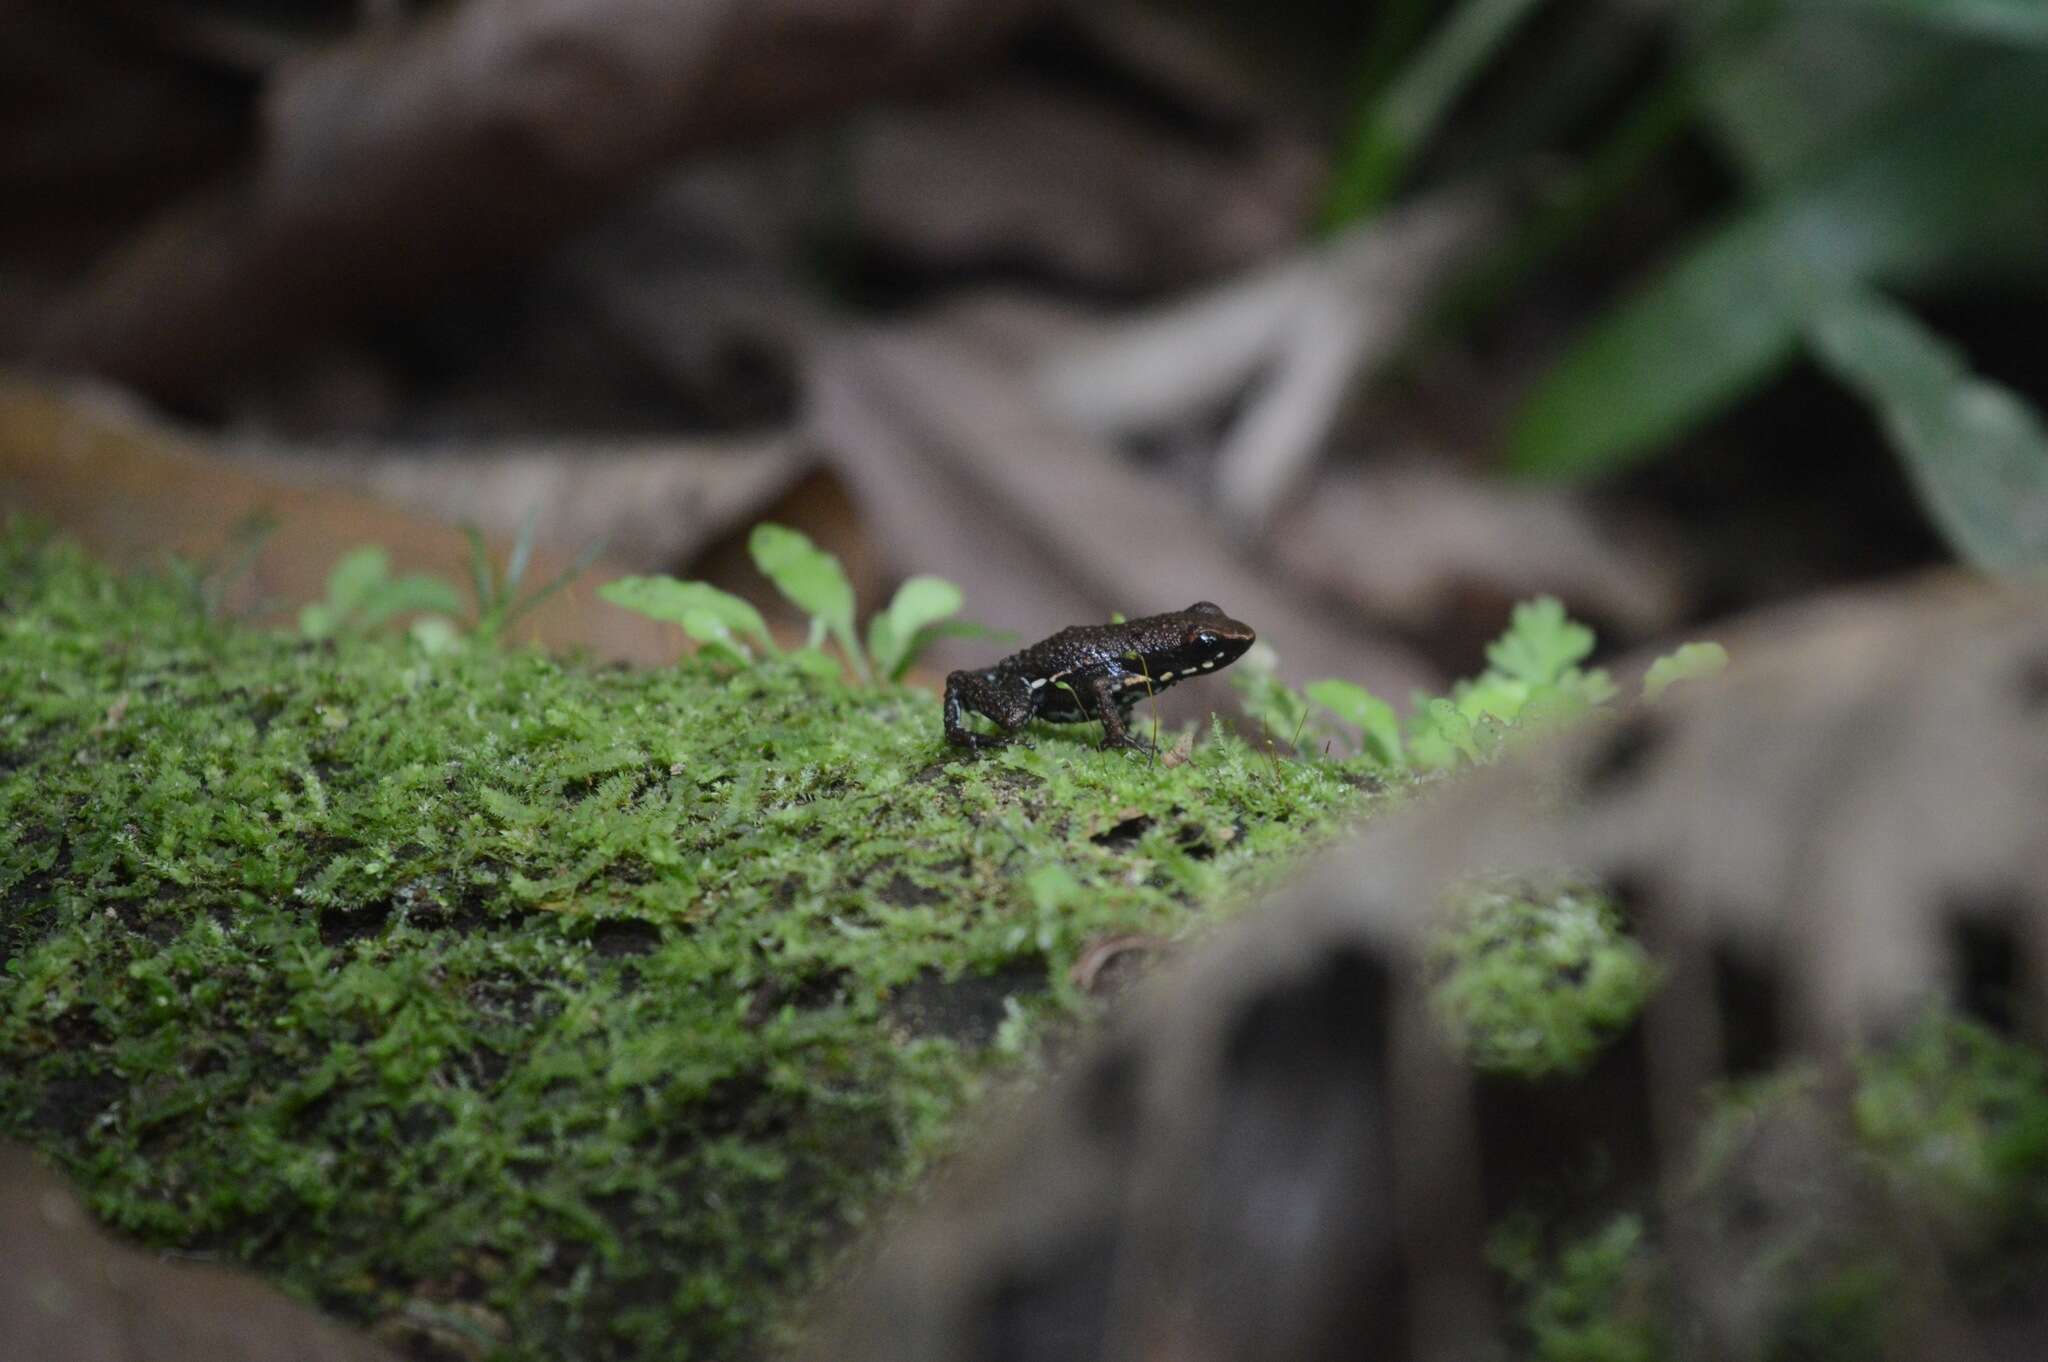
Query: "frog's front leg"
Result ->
[[944, 670, 1038, 749], [1087, 674, 1154, 752]]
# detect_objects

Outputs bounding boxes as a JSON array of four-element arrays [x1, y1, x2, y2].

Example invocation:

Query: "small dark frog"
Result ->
[[944, 602, 1256, 751]]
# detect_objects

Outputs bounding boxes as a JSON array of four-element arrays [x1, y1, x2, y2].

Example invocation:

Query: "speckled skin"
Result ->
[[943, 602, 1256, 750]]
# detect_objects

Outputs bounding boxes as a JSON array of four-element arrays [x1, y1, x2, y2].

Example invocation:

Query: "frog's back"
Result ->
[[1012, 622, 1124, 675]]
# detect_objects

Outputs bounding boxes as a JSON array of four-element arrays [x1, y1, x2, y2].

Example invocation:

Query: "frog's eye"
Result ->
[[1194, 630, 1219, 648]]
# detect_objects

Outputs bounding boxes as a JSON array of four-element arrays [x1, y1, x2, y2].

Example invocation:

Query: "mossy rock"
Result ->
[[0, 526, 1381, 1359], [1428, 875, 1660, 1079]]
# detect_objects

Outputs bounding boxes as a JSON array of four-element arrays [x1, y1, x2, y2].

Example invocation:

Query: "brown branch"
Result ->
[[34, 0, 1045, 408]]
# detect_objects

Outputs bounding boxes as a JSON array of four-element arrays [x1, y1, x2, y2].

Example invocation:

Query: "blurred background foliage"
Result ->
[[1491, 0, 2048, 564], [4, 0, 2046, 680], [1322, 0, 2048, 571]]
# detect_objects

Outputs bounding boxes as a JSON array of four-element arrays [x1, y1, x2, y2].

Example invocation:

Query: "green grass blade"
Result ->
[[505, 506, 540, 597], [463, 524, 496, 619], [498, 534, 609, 637], [1324, 0, 1553, 226], [1509, 55, 2048, 478]]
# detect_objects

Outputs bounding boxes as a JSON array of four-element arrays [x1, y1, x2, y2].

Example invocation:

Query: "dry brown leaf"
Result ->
[[1270, 464, 1686, 643], [1037, 183, 1504, 529], [0, 375, 678, 662], [0, 1143, 401, 1362], [230, 433, 807, 574], [806, 315, 1439, 702], [35, 0, 1049, 406], [93, 693, 131, 734], [848, 75, 1316, 293], [1069, 933, 1173, 998]]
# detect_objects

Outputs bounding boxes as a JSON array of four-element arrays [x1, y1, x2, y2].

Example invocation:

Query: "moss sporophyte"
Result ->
[[0, 527, 1371, 1360]]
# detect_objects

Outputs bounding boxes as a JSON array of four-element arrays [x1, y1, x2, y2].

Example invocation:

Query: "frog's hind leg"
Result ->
[[944, 670, 1037, 749]]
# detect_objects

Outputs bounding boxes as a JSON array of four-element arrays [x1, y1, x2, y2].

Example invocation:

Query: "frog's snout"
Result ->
[[1213, 621, 1255, 667]]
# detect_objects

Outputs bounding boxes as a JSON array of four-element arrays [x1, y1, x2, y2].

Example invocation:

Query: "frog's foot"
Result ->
[[1102, 732, 1157, 755]]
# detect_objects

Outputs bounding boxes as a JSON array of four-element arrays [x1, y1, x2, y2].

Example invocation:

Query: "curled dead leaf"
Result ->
[[1069, 933, 1172, 998]]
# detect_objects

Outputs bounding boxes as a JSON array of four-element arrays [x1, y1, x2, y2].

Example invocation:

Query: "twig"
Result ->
[[1036, 182, 1505, 531]]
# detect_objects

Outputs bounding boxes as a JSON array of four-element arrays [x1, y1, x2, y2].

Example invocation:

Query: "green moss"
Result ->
[[1767, 1256, 1901, 1362], [1497, 1015, 2048, 1361], [0, 525, 1378, 1360], [1491, 1211, 1666, 1362], [1427, 876, 1659, 1078], [1854, 1009, 2048, 1294]]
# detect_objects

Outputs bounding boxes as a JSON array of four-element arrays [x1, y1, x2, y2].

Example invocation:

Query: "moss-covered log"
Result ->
[[0, 525, 1376, 1360]]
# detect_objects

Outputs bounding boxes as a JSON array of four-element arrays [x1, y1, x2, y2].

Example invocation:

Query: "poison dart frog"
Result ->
[[943, 602, 1255, 751]]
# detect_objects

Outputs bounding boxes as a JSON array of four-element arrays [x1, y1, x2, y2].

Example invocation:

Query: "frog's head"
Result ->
[[1168, 601, 1255, 676]]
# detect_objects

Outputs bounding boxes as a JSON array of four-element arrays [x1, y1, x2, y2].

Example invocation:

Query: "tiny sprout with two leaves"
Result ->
[[600, 522, 989, 686], [299, 547, 464, 644]]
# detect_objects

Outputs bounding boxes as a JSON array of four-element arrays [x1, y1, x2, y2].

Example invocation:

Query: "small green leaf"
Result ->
[[866, 617, 899, 679], [920, 620, 1013, 646], [679, 608, 750, 665], [1515, 684, 1591, 732], [407, 616, 464, 655], [1230, 645, 1314, 747], [1805, 285, 2048, 572], [297, 602, 340, 640], [787, 648, 845, 680], [301, 548, 462, 638], [1304, 679, 1405, 766], [867, 575, 965, 681], [887, 576, 963, 636], [1409, 696, 1483, 770], [1643, 642, 1730, 702], [1552, 667, 1619, 710], [357, 574, 465, 630], [749, 524, 867, 681], [1452, 674, 1531, 725], [598, 577, 776, 655], [1024, 864, 1082, 915], [324, 547, 390, 614], [1485, 596, 1595, 686]]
